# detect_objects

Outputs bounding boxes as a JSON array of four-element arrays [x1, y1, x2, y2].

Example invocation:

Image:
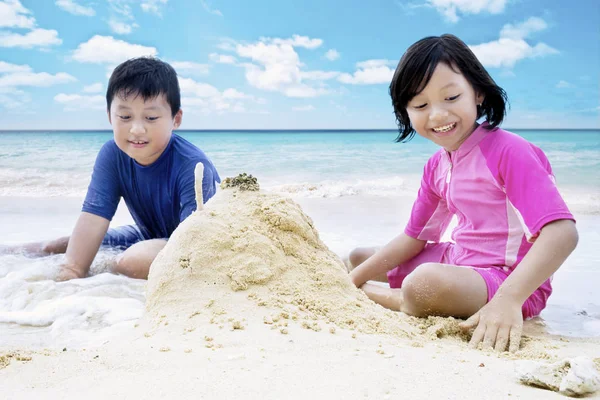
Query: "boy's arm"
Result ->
[[461, 219, 577, 352], [56, 212, 110, 281], [349, 233, 426, 288]]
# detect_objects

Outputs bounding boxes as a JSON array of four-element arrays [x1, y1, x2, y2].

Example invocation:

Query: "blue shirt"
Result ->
[[82, 134, 220, 240]]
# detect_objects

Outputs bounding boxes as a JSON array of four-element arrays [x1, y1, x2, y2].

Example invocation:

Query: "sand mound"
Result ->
[[145, 171, 416, 338], [142, 170, 583, 372]]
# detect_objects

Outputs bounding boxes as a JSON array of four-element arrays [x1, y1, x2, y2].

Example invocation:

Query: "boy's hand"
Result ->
[[56, 263, 85, 282], [459, 297, 523, 353]]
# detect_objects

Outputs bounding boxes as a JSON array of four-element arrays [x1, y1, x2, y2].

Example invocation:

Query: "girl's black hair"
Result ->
[[106, 56, 181, 118], [389, 34, 508, 142]]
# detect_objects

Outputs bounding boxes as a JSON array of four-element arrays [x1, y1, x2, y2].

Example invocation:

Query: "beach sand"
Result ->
[[1, 176, 599, 399]]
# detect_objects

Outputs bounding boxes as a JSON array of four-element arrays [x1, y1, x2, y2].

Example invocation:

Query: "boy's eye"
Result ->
[[118, 115, 131, 120], [146, 116, 159, 121], [446, 94, 461, 101]]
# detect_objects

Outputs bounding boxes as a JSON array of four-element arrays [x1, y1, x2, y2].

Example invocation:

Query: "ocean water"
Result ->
[[0, 129, 599, 348]]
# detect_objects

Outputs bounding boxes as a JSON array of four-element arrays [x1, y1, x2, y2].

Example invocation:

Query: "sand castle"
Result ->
[[142, 164, 599, 397], [145, 165, 417, 338]]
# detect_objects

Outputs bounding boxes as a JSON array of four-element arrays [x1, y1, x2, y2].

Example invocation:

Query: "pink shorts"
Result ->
[[386, 242, 552, 319]]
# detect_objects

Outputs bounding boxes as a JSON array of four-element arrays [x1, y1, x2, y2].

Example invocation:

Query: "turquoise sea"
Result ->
[[0, 129, 599, 347]]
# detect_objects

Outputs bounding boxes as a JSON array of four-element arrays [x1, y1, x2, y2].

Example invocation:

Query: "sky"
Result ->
[[0, 0, 598, 130]]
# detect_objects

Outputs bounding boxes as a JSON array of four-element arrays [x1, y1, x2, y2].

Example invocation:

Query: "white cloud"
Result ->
[[227, 35, 330, 98], [556, 80, 572, 89], [0, 60, 31, 73], [209, 53, 237, 64], [141, 0, 168, 15], [338, 59, 395, 85], [301, 70, 340, 81], [469, 17, 559, 68], [55, 0, 95, 16], [470, 38, 559, 68], [108, 18, 137, 34], [0, 93, 23, 109], [325, 49, 340, 61], [83, 82, 103, 93], [267, 34, 323, 49], [500, 17, 547, 39], [200, 0, 222, 16], [72, 35, 157, 64], [0, 0, 36, 29], [179, 77, 221, 98], [170, 61, 210, 75], [54, 93, 105, 110], [108, 0, 133, 18], [427, 0, 507, 23], [292, 105, 315, 111], [0, 71, 76, 88], [179, 77, 264, 115], [0, 28, 62, 48]]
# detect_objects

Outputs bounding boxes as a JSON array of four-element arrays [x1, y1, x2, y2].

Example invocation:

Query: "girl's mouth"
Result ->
[[432, 122, 457, 136]]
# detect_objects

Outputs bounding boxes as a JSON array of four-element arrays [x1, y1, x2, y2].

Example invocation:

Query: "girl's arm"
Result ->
[[461, 219, 578, 352], [495, 219, 578, 304], [349, 233, 426, 287]]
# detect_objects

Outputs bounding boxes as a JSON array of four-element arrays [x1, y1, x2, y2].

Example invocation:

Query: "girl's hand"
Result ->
[[459, 297, 523, 352]]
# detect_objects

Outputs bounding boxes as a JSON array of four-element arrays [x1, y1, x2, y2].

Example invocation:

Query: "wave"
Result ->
[[267, 176, 419, 198]]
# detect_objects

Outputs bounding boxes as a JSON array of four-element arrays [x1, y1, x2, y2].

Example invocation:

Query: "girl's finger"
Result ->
[[468, 321, 486, 349], [460, 312, 480, 331], [482, 324, 498, 349], [494, 326, 510, 352], [509, 324, 523, 353]]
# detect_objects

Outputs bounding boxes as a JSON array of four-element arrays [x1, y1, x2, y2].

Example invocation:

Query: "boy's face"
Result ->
[[108, 92, 182, 166]]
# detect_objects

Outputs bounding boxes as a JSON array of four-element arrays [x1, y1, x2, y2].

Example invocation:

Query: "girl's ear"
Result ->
[[173, 109, 183, 129], [476, 92, 485, 106]]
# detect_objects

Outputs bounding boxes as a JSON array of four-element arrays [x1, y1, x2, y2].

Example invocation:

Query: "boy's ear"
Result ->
[[107, 109, 112, 124], [173, 109, 183, 129]]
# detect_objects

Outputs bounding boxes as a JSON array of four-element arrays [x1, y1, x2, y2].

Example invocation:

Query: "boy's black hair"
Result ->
[[106, 57, 181, 117], [389, 34, 508, 142]]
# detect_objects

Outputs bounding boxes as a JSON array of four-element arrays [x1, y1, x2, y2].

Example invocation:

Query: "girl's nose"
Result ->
[[429, 104, 449, 122]]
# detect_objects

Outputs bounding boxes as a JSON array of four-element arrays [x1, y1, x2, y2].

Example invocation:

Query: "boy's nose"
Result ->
[[130, 122, 146, 134]]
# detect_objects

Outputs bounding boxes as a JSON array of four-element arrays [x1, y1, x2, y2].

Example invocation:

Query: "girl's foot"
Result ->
[[361, 282, 404, 312]]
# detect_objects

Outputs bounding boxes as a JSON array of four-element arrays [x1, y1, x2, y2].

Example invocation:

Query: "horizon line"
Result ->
[[1, 128, 599, 133]]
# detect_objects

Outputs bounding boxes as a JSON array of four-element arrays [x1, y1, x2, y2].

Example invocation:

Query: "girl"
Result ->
[[347, 34, 578, 353]]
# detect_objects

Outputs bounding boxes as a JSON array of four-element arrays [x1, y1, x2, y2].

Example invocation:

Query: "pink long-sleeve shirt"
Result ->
[[405, 123, 575, 273]]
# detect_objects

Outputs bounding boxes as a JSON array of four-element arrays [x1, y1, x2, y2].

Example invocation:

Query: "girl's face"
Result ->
[[406, 62, 484, 152]]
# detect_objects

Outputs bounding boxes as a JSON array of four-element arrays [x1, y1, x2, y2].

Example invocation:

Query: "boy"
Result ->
[[4, 57, 220, 281]]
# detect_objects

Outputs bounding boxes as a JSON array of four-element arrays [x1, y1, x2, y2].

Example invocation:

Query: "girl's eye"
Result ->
[[446, 94, 461, 101], [118, 115, 131, 120], [414, 103, 427, 109]]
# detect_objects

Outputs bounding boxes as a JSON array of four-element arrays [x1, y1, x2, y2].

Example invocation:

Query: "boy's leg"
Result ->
[[0, 237, 69, 256], [112, 239, 167, 279], [361, 263, 489, 318], [345, 246, 389, 282]]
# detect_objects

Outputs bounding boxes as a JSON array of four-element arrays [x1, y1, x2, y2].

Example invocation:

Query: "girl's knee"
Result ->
[[348, 247, 375, 269], [401, 263, 446, 316]]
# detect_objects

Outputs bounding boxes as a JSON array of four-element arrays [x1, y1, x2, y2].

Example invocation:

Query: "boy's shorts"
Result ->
[[386, 242, 551, 320], [101, 225, 148, 250]]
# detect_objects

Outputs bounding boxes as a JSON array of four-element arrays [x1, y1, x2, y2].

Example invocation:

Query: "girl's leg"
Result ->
[[362, 262, 488, 318], [345, 246, 389, 282]]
